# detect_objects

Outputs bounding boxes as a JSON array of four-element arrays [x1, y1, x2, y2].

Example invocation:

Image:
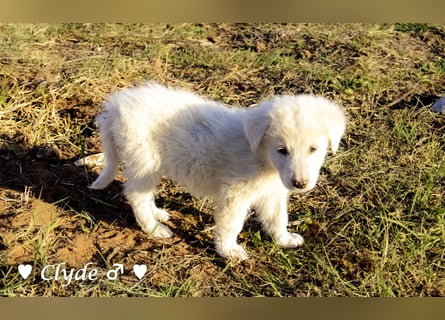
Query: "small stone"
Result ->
[[431, 96, 445, 114]]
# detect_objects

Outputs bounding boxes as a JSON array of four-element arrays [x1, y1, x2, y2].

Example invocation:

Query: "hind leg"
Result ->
[[124, 174, 173, 238]]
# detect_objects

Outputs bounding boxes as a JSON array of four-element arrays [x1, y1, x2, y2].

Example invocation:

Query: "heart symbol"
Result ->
[[18, 264, 32, 279], [133, 264, 147, 280]]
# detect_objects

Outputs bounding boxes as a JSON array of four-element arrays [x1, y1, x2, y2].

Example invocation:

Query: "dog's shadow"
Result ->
[[0, 147, 215, 254]]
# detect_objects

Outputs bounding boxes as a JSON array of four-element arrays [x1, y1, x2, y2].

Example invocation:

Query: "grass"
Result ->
[[0, 23, 444, 296]]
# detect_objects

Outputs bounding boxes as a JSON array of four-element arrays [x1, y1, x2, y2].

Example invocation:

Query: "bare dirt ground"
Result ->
[[0, 144, 218, 264], [0, 143, 225, 294]]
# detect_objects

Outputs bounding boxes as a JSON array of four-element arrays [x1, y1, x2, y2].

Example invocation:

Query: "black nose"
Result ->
[[292, 179, 308, 189]]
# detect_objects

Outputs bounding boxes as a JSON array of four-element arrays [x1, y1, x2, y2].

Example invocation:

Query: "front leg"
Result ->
[[212, 197, 250, 261], [254, 192, 304, 248]]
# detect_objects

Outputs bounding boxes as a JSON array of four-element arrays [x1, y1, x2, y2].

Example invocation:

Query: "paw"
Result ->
[[154, 208, 170, 222], [144, 223, 173, 238], [217, 243, 249, 261], [275, 232, 304, 248], [74, 153, 105, 169]]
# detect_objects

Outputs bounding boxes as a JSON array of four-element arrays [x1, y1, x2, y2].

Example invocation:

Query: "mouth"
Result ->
[[290, 185, 310, 193]]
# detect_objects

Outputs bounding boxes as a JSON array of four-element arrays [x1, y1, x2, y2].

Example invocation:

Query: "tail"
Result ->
[[89, 109, 120, 190]]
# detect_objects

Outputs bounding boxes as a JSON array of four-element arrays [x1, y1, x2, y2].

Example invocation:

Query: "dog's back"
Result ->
[[90, 83, 249, 194]]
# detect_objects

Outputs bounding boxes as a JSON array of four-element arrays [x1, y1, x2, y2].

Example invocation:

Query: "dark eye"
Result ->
[[277, 147, 289, 156], [309, 146, 318, 153]]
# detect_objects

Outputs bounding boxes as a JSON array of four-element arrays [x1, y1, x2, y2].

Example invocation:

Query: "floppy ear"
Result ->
[[243, 102, 272, 154], [325, 104, 346, 153], [328, 124, 345, 153]]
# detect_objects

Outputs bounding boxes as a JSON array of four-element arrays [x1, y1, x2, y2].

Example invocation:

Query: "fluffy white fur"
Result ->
[[89, 82, 346, 260]]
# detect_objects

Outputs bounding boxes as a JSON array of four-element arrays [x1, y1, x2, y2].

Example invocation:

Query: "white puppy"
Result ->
[[88, 82, 346, 260]]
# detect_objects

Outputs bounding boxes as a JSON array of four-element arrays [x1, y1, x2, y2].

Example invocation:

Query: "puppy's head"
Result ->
[[243, 94, 346, 192]]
